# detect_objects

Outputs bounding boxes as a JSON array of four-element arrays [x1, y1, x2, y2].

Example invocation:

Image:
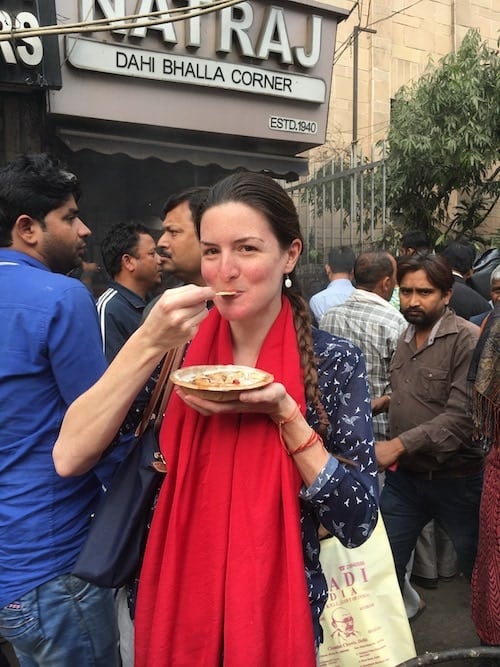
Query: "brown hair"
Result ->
[[196, 172, 330, 437]]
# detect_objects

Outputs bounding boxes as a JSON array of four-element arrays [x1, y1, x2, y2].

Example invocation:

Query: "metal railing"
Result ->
[[283, 142, 389, 299], [285, 142, 388, 266]]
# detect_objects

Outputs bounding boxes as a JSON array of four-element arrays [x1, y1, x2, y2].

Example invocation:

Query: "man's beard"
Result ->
[[402, 308, 441, 329], [52, 254, 82, 275]]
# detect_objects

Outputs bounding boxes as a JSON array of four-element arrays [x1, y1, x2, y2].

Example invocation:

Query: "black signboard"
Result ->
[[0, 0, 61, 89]]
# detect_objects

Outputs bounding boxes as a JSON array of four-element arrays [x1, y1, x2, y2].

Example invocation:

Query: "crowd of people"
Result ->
[[0, 153, 498, 667]]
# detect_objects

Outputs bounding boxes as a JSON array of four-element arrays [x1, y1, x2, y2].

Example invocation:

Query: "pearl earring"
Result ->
[[284, 275, 292, 289]]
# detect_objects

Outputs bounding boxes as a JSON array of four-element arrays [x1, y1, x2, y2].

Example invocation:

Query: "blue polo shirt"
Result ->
[[97, 281, 148, 362], [96, 279, 153, 427], [0, 249, 108, 607]]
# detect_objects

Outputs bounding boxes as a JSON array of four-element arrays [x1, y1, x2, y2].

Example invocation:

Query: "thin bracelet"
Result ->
[[272, 402, 301, 426], [289, 429, 324, 457], [272, 403, 301, 450]]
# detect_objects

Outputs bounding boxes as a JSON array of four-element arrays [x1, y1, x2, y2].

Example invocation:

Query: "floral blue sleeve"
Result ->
[[302, 327, 379, 547], [299, 328, 379, 647]]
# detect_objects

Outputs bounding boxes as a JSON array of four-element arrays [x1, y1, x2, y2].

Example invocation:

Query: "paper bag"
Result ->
[[318, 515, 416, 667]]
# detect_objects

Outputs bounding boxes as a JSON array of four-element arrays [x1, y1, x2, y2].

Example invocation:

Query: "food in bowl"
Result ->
[[171, 365, 274, 401]]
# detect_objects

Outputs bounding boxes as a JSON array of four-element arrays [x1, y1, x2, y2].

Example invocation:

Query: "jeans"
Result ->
[[0, 574, 119, 667], [380, 469, 483, 590], [115, 587, 134, 667]]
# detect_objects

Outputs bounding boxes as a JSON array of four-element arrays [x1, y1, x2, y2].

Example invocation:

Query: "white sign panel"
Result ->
[[269, 115, 318, 134], [66, 36, 326, 103]]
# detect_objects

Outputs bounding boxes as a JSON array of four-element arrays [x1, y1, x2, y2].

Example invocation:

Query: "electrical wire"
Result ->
[[333, 33, 355, 65], [0, 0, 244, 41], [367, 0, 424, 27], [365, 0, 373, 29], [334, 0, 426, 66], [331, 0, 359, 65], [357, 0, 363, 25]]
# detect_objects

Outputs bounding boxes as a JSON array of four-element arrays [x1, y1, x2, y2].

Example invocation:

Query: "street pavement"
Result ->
[[409, 573, 480, 666], [0, 574, 481, 667]]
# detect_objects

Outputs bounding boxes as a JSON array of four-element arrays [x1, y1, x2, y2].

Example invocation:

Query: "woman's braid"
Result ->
[[286, 290, 330, 440]]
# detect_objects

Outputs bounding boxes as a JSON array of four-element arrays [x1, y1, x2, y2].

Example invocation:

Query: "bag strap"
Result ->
[[153, 345, 185, 434], [136, 346, 184, 437]]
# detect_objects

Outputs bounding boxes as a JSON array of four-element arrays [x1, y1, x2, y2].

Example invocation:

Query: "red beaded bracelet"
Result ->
[[272, 404, 324, 456]]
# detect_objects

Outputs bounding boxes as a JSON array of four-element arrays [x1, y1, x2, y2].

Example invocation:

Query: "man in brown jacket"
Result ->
[[376, 253, 484, 589]]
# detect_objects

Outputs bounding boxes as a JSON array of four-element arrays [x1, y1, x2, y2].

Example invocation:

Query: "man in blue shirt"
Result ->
[[0, 154, 119, 666], [308, 246, 355, 324], [97, 222, 163, 363], [97, 222, 163, 667], [97, 222, 164, 441]]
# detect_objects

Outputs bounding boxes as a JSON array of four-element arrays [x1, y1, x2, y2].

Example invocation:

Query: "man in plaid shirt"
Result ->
[[319, 250, 405, 440]]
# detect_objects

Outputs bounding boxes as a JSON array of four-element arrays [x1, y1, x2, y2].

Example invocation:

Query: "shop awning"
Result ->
[[55, 126, 308, 181]]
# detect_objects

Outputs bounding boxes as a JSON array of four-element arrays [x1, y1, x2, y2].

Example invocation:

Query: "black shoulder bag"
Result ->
[[72, 346, 183, 588]]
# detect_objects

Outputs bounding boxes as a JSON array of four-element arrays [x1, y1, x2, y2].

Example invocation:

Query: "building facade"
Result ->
[[306, 0, 499, 240], [316, 0, 498, 152], [0, 0, 497, 258], [1, 0, 348, 262]]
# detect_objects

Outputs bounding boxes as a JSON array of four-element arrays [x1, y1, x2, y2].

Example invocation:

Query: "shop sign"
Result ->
[[0, 1, 61, 88], [69, 1, 326, 102], [52, 0, 346, 147], [66, 35, 326, 103]]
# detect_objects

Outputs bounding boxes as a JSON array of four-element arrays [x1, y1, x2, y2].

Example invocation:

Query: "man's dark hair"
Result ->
[[397, 253, 454, 293], [400, 230, 431, 253], [354, 251, 394, 290], [101, 222, 151, 279], [327, 246, 356, 274], [160, 186, 209, 229], [0, 153, 81, 247], [440, 240, 475, 276]]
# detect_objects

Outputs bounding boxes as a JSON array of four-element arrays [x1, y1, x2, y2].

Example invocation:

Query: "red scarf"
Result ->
[[135, 299, 316, 667]]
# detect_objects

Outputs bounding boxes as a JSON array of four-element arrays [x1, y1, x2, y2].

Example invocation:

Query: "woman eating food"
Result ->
[[55, 172, 378, 667]]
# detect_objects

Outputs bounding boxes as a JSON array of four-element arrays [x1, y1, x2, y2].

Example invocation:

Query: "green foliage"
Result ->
[[375, 221, 403, 255], [385, 29, 500, 243]]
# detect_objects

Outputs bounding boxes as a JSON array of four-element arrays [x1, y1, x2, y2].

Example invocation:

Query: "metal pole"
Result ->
[[352, 25, 377, 146], [352, 26, 359, 145]]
